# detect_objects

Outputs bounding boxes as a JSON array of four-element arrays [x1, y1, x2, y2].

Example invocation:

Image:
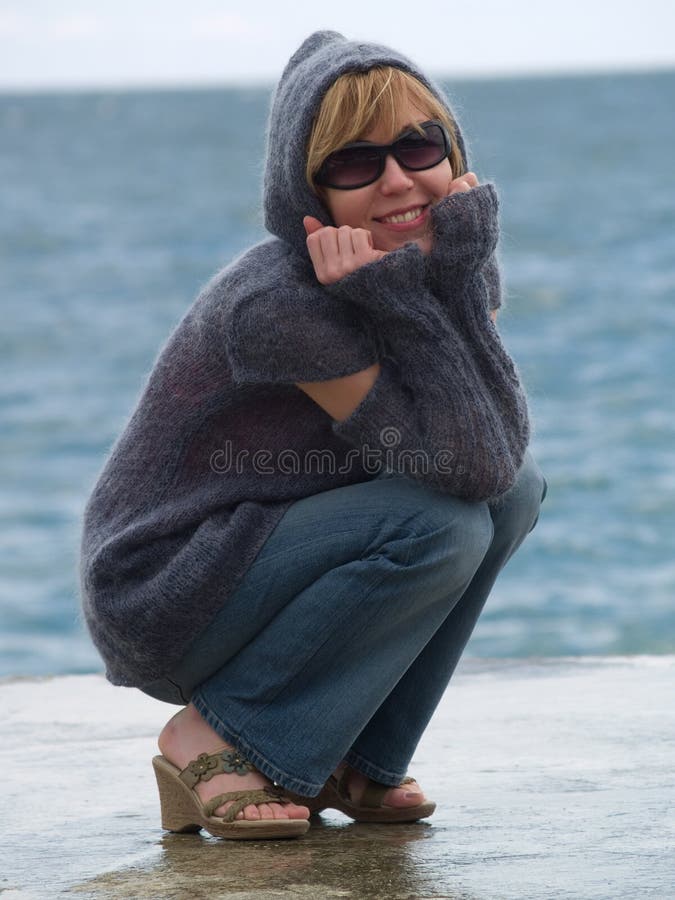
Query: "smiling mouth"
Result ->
[[375, 204, 429, 225]]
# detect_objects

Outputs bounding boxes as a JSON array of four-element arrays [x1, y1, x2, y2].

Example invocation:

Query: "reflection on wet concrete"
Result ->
[[2, 656, 674, 899], [72, 820, 482, 900]]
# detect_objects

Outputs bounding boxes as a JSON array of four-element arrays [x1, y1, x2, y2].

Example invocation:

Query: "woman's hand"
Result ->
[[304, 173, 478, 285], [444, 170, 480, 197], [303, 216, 386, 285]]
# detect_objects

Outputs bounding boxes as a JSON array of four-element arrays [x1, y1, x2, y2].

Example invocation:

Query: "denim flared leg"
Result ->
[[344, 450, 547, 784], [148, 452, 545, 797]]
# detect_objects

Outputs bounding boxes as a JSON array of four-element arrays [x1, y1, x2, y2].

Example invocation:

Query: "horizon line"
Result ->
[[1, 61, 674, 96]]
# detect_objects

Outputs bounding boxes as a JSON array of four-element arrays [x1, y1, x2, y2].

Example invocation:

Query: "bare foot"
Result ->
[[334, 762, 427, 808], [158, 703, 310, 823]]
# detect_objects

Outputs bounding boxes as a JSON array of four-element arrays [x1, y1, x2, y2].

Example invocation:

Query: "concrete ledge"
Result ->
[[2, 656, 674, 899]]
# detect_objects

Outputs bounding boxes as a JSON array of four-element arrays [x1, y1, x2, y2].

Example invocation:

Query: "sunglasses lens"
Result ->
[[317, 122, 449, 189], [396, 123, 447, 170], [320, 147, 381, 189]]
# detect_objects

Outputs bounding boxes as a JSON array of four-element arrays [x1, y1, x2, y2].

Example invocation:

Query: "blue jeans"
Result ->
[[142, 450, 546, 797]]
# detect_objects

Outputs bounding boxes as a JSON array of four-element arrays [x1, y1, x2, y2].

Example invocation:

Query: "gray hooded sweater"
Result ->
[[80, 30, 530, 688]]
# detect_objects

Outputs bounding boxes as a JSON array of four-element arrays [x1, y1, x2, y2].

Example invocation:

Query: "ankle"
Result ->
[[158, 702, 228, 764]]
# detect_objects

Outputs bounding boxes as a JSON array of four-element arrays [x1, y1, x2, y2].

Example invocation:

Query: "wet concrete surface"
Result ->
[[1, 656, 674, 899]]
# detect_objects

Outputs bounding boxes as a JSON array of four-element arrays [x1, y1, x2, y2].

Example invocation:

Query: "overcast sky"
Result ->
[[1, 0, 674, 90]]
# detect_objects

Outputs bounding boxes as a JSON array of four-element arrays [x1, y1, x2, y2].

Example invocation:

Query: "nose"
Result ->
[[379, 153, 414, 192]]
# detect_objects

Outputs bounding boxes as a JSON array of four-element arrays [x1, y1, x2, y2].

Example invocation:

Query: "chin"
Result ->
[[400, 236, 431, 255], [378, 235, 429, 255]]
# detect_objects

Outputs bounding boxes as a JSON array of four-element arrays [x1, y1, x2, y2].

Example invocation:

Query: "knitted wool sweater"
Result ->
[[80, 30, 530, 687]]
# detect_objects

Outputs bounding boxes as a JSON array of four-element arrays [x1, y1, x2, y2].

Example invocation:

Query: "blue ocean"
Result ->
[[2, 71, 674, 678]]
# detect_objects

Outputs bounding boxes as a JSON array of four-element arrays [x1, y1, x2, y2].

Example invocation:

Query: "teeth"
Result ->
[[381, 206, 424, 224]]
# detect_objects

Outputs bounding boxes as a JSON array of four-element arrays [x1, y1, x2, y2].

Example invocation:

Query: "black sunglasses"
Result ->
[[315, 120, 451, 190]]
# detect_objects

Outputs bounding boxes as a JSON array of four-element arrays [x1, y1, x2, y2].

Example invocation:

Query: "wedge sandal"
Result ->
[[290, 767, 436, 823], [152, 749, 310, 839]]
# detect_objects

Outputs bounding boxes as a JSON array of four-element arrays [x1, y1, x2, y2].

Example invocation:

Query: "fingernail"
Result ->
[[404, 791, 422, 799]]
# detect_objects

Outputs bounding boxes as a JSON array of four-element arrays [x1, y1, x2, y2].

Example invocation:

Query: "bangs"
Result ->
[[306, 67, 464, 191]]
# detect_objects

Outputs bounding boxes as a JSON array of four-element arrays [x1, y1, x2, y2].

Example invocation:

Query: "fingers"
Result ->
[[447, 171, 480, 195], [305, 226, 326, 271], [337, 224, 355, 258], [351, 227, 373, 255], [305, 221, 383, 284], [303, 215, 324, 235]]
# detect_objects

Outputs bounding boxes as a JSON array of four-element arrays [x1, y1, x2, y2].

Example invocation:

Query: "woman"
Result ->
[[80, 30, 546, 840]]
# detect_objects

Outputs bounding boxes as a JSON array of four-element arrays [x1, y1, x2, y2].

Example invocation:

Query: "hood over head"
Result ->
[[263, 30, 469, 256]]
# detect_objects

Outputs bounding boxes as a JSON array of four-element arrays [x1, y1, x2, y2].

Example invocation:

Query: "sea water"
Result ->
[[1, 70, 674, 677]]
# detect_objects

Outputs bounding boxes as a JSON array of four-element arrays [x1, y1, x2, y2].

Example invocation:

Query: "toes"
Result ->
[[287, 802, 311, 820], [204, 790, 311, 822], [270, 803, 290, 820], [270, 801, 311, 820], [220, 802, 269, 820], [384, 786, 424, 808], [258, 803, 281, 819], [211, 799, 311, 822], [220, 802, 246, 821]]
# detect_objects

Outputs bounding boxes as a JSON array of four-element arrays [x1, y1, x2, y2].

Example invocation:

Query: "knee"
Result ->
[[490, 450, 547, 540], [405, 492, 495, 589]]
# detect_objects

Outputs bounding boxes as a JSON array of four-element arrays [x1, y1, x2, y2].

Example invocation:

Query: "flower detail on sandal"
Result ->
[[179, 748, 255, 788], [220, 749, 254, 776], [186, 752, 219, 782]]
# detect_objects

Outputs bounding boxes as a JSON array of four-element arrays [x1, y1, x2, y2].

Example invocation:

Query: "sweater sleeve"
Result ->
[[425, 184, 531, 459], [427, 183, 503, 311], [224, 285, 380, 385], [322, 241, 523, 500]]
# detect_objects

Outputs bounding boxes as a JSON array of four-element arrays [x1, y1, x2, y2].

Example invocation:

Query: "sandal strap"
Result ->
[[334, 768, 351, 802], [360, 781, 390, 808], [179, 749, 255, 789], [203, 787, 288, 823], [336, 768, 417, 808]]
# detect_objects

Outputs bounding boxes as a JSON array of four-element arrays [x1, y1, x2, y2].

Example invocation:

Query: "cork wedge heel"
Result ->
[[152, 751, 310, 840]]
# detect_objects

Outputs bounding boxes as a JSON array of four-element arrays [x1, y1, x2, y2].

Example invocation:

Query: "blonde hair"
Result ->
[[306, 67, 465, 194]]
